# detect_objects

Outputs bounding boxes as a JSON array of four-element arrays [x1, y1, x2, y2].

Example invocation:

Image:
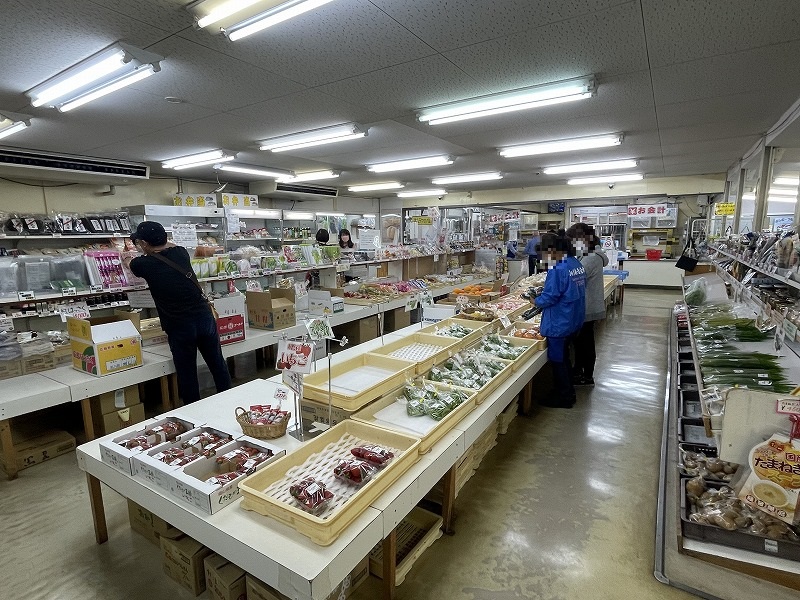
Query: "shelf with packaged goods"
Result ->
[[226, 237, 281, 243], [0, 285, 147, 306], [6, 300, 131, 320], [710, 246, 800, 293], [0, 234, 130, 241]]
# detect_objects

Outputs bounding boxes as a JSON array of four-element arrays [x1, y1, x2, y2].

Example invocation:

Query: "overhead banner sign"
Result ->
[[715, 202, 736, 216], [411, 216, 433, 225], [628, 204, 667, 217]]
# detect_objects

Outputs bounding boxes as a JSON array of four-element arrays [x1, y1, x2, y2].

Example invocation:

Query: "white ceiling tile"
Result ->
[[659, 121, 765, 146], [0, 0, 170, 98], [316, 55, 489, 119], [87, 0, 193, 33], [127, 36, 306, 111], [661, 136, 759, 161], [443, 2, 648, 93], [642, 0, 800, 68], [656, 92, 784, 131], [368, 0, 623, 52], [228, 90, 381, 138], [177, 0, 437, 87], [771, 118, 800, 149]]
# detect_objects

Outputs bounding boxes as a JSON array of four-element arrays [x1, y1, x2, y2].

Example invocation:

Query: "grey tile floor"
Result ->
[[1, 290, 797, 600]]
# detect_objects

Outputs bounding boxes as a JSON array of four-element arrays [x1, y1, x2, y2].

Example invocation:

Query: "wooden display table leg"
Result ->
[[521, 380, 533, 415], [382, 528, 397, 600], [81, 397, 97, 442], [159, 375, 171, 413], [0, 419, 19, 480], [169, 374, 182, 408], [441, 464, 457, 535], [86, 473, 108, 544]]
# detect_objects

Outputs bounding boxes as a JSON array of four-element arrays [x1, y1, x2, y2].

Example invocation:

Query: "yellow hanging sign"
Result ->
[[715, 202, 735, 216], [411, 216, 433, 225]]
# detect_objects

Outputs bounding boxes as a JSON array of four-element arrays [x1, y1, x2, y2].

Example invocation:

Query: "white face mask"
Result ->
[[573, 240, 587, 257]]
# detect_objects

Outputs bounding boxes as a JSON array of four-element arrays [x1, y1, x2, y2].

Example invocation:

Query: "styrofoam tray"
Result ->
[[239, 420, 421, 546], [371, 332, 464, 374]]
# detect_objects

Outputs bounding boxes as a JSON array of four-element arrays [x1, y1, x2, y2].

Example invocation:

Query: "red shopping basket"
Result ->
[[646, 249, 663, 260]]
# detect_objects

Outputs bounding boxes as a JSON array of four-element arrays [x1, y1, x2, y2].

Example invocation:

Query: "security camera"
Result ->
[[438, 196, 443, 201], [608, 183, 615, 189]]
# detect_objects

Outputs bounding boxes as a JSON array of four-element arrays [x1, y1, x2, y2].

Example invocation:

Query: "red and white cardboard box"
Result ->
[[98, 414, 203, 475]]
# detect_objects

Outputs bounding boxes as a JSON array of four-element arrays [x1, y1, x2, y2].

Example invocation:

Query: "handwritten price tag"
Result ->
[[61, 287, 77, 297], [777, 398, 800, 415], [17, 291, 35, 301]]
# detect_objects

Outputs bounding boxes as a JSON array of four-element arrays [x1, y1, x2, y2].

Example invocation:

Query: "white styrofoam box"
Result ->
[[167, 437, 285, 514], [132, 426, 236, 491], [213, 294, 246, 317], [98, 414, 204, 475]]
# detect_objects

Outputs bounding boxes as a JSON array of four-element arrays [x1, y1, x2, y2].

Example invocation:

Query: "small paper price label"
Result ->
[[777, 398, 800, 415], [784, 319, 798, 343], [246, 280, 263, 292], [274, 387, 289, 402], [282, 370, 303, 396], [90, 284, 104, 293], [404, 295, 419, 312], [61, 287, 77, 297], [17, 291, 35, 301], [0, 315, 13, 332], [500, 315, 512, 328]]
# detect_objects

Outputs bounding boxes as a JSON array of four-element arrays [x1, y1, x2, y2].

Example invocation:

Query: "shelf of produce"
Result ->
[[0, 234, 128, 240], [0, 285, 146, 306], [7, 300, 131, 320], [711, 246, 800, 293]]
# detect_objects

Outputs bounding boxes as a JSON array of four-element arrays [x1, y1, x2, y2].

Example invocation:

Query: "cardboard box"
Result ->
[[99, 402, 146, 436], [52, 345, 72, 366], [204, 554, 246, 600], [301, 397, 356, 428], [336, 315, 378, 344], [166, 437, 284, 514], [21, 351, 55, 374], [127, 499, 179, 546], [0, 429, 76, 472], [308, 287, 344, 315], [383, 307, 410, 332], [246, 289, 296, 330], [0, 359, 22, 380], [217, 314, 245, 345], [98, 413, 203, 475], [245, 556, 368, 600], [98, 386, 140, 414], [213, 294, 246, 317], [161, 532, 213, 596], [67, 315, 143, 376], [116, 310, 169, 346]]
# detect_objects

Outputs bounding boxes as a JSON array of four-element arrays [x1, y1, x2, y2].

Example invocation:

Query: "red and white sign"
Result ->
[[216, 314, 245, 345], [275, 339, 314, 374], [628, 203, 668, 217]]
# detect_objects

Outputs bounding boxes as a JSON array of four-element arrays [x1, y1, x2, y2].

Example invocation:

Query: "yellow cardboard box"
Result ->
[[67, 315, 142, 376], [246, 289, 296, 330], [99, 402, 146, 436], [0, 429, 76, 472]]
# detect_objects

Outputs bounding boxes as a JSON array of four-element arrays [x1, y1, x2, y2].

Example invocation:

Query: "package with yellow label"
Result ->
[[67, 315, 143, 376], [739, 433, 800, 525]]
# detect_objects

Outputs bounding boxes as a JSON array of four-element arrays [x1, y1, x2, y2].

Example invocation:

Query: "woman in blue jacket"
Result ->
[[534, 233, 586, 408]]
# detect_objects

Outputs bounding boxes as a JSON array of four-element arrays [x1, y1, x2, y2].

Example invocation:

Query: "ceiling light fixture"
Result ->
[[418, 76, 595, 125], [742, 194, 756, 201], [213, 163, 294, 178], [544, 159, 638, 175], [284, 210, 315, 220], [231, 208, 282, 218], [348, 182, 404, 192], [316, 212, 345, 217], [162, 150, 236, 170], [367, 155, 453, 173], [431, 172, 503, 185], [362, 213, 376, 218], [397, 189, 447, 198], [277, 169, 340, 183], [27, 43, 163, 111], [196, 0, 263, 28], [225, 0, 336, 41], [566, 173, 643, 185], [260, 123, 366, 152], [767, 187, 798, 197], [499, 133, 623, 158], [0, 111, 32, 140], [773, 176, 800, 186]]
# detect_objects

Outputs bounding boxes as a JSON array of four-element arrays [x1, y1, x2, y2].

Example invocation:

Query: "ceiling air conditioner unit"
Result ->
[[0, 147, 149, 184], [275, 182, 338, 197], [250, 179, 339, 199]]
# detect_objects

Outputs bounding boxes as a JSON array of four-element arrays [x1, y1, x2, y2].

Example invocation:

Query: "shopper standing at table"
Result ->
[[315, 228, 330, 245], [523, 234, 540, 274], [567, 223, 609, 386], [128, 221, 231, 404], [533, 233, 586, 408]]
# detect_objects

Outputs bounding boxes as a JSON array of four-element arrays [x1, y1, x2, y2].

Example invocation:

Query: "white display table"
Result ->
[[623, 259, 682, 287], [76, 322, 545, 600]]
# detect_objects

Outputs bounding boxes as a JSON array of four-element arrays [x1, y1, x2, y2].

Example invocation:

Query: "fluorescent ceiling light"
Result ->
[[213, 163, 294, 178], [773, 176, 800, 186], [278, 169, 339, 183], [742, 194, 756, 200], [227, 0, 336, 41], [348, 182, 404, 192], [397, 189, 447, 198], [499, 133, 623, 158], [231, 208, 282, 218], [367, 155, 453, 173], [768, 197, 798, 203], [196, 0, 262, 28], [58, 66, 156, 112], [0, 112, 32, 140], [316, 212, 345, 217], [566, 173, 643, 185], [260, 123, 366, 152], [544, 159, 638, 175], [767, 187, 798, 197], [362, 213, 376, 218], [431, 172, 503, 185], [27, 43, 163, 110], [162, 150, 236, 169], [418, 76, 594, 125], [284, 211, 315, 220]]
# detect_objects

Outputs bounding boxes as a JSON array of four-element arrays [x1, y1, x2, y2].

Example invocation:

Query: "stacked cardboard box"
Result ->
[[127, 499, 179, 546], [161, 531, 213, 596], [0, 429, 76, 473], [204, 554, 247, 600], [92, 386, 146, 436]]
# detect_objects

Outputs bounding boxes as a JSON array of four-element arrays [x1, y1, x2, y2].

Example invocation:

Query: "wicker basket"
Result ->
[[235, 407, 290, 439]]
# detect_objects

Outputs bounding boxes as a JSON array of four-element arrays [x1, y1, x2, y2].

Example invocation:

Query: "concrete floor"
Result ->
[[1, 290, 797, 600]]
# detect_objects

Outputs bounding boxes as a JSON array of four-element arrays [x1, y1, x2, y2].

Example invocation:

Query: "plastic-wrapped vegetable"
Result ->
[[351, 444, 394, 467], [424, 398, 450, 421], [290, 478, 334, 511], [684, 278, 707, 306], [333, 459, 375, 485]]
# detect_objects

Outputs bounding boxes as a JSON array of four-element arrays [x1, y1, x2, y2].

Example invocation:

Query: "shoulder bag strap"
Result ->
[[148, 250, 212, 301]]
